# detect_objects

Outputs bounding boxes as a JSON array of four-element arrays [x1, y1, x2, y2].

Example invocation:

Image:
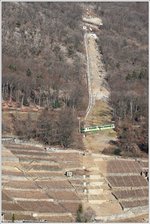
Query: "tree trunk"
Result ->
[[130, 100, 133, 119], [21, 95, 24, 108], [9, 84, 13, 102]]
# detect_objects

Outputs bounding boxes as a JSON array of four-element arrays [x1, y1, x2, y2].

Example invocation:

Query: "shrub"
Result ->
[[114, 148, 121, 155]]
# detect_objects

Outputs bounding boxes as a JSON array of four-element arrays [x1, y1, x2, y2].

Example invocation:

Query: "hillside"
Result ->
[[2, 2, 88, 148], [2, 2, 148, 154], [2, 2, 88, 110], [94, 2, 148, 156], [2, 2, 149, 223]]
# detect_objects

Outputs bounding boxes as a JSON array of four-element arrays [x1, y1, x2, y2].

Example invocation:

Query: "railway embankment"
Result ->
[[82, 11, 116, 153]]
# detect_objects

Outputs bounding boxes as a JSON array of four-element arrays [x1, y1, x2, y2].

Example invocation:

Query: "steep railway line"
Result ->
[[84, 32, 94, 120], [82, 12, 116, 152], [83, 14, 109, 123]]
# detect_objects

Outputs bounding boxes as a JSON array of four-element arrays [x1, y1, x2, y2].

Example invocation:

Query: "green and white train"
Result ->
[[80, 124, 115, 133]]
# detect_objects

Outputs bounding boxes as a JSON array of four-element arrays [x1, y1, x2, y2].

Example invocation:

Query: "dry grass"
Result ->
[[86, 100, 112, 126], [83, 129, 117, 153], [35, 215, 73, 222], [86, 201, 123, 217], [2, 112, 14, 133], [4, 213, 36, 221], [113, 214, 149, 223], [12, 111, 39, 121], [3, 110, 39, 121]]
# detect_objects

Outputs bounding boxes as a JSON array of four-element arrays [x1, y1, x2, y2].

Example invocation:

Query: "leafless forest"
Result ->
[[94, 2, 148, 156], [2, 2, 148, 155]]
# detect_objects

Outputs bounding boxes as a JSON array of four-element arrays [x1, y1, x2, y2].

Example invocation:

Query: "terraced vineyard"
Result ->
[[93, 156, 149, 221], [2, 141, 149, 222], [2, 143, 84, 222]]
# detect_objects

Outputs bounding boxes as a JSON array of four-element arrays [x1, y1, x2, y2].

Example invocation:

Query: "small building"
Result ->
[[65, 171, 73, 177]]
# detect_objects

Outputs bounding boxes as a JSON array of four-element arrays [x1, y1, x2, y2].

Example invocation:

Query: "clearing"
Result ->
[[82, 10, 116, 153]]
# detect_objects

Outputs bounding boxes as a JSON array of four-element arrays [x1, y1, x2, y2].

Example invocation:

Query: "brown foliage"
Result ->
[[95, 2, 148, 155]]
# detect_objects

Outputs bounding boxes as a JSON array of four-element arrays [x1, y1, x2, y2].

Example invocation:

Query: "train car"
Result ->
[[98, 124, 115, 130], [81, 124, 115, 133], [81, 126, 99, 133]]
